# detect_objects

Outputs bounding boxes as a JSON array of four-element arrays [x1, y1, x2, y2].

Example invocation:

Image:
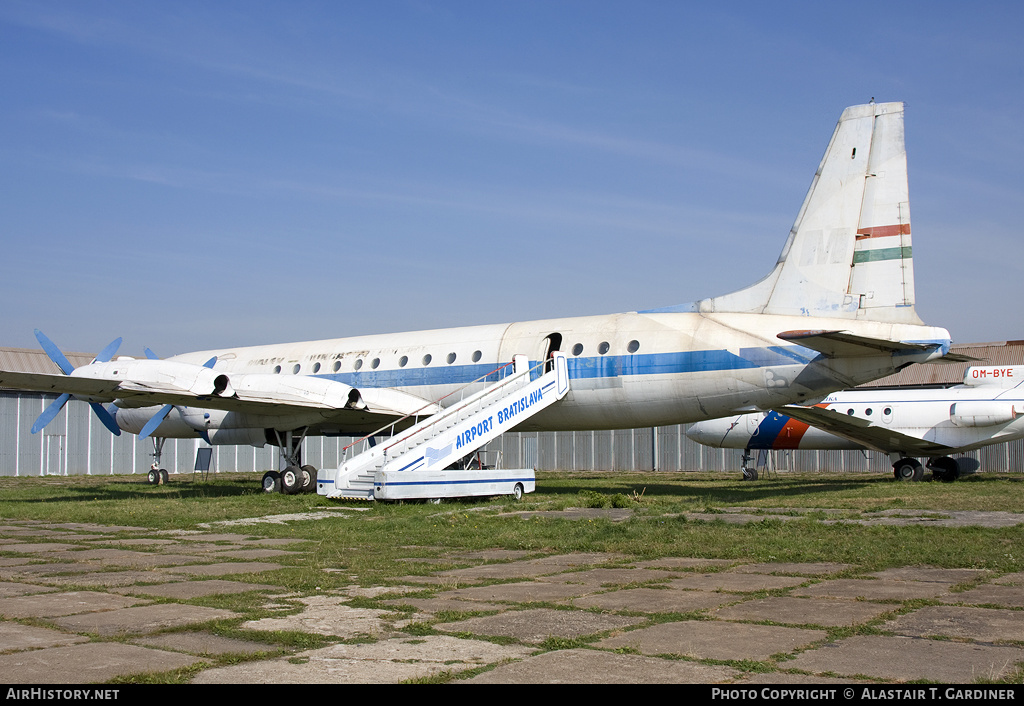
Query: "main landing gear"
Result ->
[[261, 429, 317, 495], [892, 456, 961, 482], [146, 437, 169, 485]]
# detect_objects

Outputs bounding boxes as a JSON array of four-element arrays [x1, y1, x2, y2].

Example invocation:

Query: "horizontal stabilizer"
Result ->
[[778, 404, 951, 455], [776, 330, 939, 358]]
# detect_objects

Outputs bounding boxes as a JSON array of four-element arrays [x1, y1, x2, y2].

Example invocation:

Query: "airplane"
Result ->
[[685, 365, 1024, 482], [1, 101, 956, 495]]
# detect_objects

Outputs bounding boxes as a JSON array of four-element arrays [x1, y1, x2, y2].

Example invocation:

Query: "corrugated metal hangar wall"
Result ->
[[2, 341, 1022, 477]]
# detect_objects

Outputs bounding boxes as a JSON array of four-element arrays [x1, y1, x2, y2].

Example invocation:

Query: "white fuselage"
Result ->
[[686, 366, 1024, 455], [126, 310, 950, 437]]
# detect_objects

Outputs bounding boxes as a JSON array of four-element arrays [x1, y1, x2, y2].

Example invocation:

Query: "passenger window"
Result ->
[[371, 358, 380, 369], [447, 352, 456, 364], [399, 356, 408, 367], [627, 340, 640, 353], [333, 361, 342, 372], [598, 342, 610, 355], [472, 350, 482, 362], [354, 359, 363, 370], [572, 343, 584, 356], [422, 354, 432, 366], [292, 364, 301, 374], [312, 362, 321, 373]]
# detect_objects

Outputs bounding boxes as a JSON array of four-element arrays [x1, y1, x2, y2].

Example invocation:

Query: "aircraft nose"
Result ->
[[685, 422, 713, 444]]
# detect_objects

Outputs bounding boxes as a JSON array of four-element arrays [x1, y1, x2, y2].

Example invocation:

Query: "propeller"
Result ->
[[137, 353, 217, 440], [31, 329, 122, 436]]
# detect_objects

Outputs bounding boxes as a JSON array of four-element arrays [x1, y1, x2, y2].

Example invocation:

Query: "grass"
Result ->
[[1, 470, 1022, 579], [3, 469, 1023, 684]]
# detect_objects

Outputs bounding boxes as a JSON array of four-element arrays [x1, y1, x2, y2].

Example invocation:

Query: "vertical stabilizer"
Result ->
[[691, 102, 921, 324]]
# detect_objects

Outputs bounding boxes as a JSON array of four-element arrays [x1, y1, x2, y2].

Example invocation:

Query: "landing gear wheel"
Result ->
[[147, 470, 160, 485], [741, 468, 758, 481], [930, 456, 960, 482], [262, 471, 281, 494], [893, 458, 924, 482], [513, 483, 524, 501], [281, 465, 303, 495], [159, 469, 169, 484], [300, 465, 318, 494]]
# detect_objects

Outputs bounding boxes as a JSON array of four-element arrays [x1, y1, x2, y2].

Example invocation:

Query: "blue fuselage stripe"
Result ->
[[316, 346, 819, 389]]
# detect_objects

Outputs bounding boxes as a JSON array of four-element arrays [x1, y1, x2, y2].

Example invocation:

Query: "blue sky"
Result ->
[[2, 1, 1021, 357]]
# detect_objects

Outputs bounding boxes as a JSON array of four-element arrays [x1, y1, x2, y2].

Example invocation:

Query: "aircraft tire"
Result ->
[[893, 458, 924, 482], [160, 469, 169, 484], [300, 465, 318, 493], [930, 457, 960, 482], [281, 465, 303, 495], [741, 468, 758, 481], [147, 470, 159, 485], [262, 471, 281, 494]]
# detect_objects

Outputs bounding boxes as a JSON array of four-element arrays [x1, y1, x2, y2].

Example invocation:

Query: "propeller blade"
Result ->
[[203, 356, 217, 369], [32, 393, 71, 434], [144, 348, 159, 360], [93, 337, 123, 364], [90, 403, 121, 436], [34, 330, 74, 375], [139, 404, 173, 440]]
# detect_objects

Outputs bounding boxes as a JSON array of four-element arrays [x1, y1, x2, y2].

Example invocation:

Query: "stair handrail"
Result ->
[[378, 357, 551, 459], [341, 358, 528, 462]]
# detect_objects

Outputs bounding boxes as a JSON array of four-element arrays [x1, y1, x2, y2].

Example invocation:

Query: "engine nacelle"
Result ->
[[950, 401, 1020, 427], [73, 358, 234, 406], [225, 373, 362, 409]]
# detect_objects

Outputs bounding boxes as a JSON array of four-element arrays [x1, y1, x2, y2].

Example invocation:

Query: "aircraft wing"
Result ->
[[777, 404, 953, 456], [776, 330, 942, 358], [0, 366, 440, 421]]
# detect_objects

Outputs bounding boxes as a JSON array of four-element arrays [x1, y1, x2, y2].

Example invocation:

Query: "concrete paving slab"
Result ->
[[0, 581, 58, 597], [436, 562, 577, 581], [537, 567, 678, 586], [0, 641, 207, 684], [0, 563, 101, 580], [51, 603, 237, 636], [793, 578, 954, 601], [192, 635, 534, 684], [526, 552, 626, 566], [884, 605, 1024, 642], [0, 621, 90, 651], [380, 597, 506, 615], [435, 580, 598, 604], [51, 548, 212, 567], [597, 620, 826, 661], [111, 579, 278, 599], [940, 584, 1024, 608], [436, 607, 641, 644], [204, 548, 298, 560], [787, 635, 1024, 682], [569, 587, 739, 613], [735, 671, 871, 684], [135, 631, 279, 656], [868, 567, 991, 583], [667, 572, 808, 593], [1, 543, 83, 554], [994, 571, 1024, 585], [632, 557, 738, 570], [463, 647, 739, 683], [731, 562, 855, 576], [241, 595, 392, 638], [712, 596, 894, 627], [0, 590, 146, 618], [157, 561, 284, 576], [36, 570, 182, 587]]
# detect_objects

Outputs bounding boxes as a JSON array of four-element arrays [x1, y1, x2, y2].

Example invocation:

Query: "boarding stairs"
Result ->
[[318, 352, 569, 500]]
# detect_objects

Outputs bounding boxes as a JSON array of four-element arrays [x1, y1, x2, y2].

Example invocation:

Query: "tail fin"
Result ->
[[690, 101, 920, 324]]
